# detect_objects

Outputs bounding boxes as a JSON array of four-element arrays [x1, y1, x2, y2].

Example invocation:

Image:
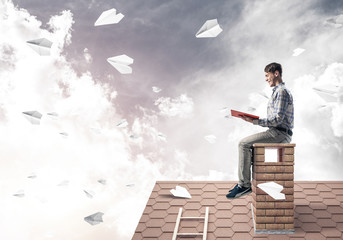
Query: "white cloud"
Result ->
[[154, 94, 194, 118], [83, 48, 92, 63]]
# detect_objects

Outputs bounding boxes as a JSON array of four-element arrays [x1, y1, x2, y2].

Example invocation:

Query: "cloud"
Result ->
[[154, 94, 194, 118]]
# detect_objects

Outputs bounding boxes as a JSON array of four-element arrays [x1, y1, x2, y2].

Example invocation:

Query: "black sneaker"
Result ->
[[226, 185, 251, 199], [228, 184, 239, 193]]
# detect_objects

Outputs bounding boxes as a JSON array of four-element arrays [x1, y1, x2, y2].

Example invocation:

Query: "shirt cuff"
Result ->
[[253, 119, 259, 125]]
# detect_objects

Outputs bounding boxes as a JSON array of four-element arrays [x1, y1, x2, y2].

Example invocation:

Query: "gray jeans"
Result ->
[[238, 128, 292, 188]]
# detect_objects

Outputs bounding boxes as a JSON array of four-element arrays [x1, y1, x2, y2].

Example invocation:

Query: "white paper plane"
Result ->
[[219, 107, 230, 113], [57, 180, 69, 187], [196, 19, 223, 38], [313, 84, 342, 102], [152, 86, 162, 93], [126, 183, 135, 187], [257, 182, 285, 200], [107, 54, 133, 74], [27, 172, 37, 179], [116, 119, 128, 128], [170, 186, 191, 199], [47, 112, 58, 117], [157, 133, 167, 142], [13, 190, 25, 198], [84, 212, 104, 225], [59, 132, 69, 137], [204, 135, 216, 144], [292, 48, 305, 57], [22, 111, 42, 125], [94, 8, 124, 26], [98, 179, 106, 185], [27, 38, 53, 56], [84, 190, 94, 199]]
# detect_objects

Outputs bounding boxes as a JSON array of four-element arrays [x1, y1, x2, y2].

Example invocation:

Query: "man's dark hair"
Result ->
[[265, 62, 282, 77]]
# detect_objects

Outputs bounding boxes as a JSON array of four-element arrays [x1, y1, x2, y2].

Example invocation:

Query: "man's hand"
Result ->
[[239, 115, 254, 123]]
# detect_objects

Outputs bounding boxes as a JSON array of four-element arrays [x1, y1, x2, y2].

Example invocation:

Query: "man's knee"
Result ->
[[239, 139, 251, 150]]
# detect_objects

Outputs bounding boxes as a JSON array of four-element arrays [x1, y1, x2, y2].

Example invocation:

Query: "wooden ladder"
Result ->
[[172, 207, 209, 240]]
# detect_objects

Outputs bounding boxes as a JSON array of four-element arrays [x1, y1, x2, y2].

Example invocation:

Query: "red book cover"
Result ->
[[231, 109, 259, 119]]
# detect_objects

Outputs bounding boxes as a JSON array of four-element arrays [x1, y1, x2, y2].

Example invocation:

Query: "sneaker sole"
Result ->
[[234, 188, 252, 198]]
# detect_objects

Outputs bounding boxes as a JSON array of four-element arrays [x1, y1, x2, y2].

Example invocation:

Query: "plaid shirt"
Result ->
[[254, 82, 294, 130]]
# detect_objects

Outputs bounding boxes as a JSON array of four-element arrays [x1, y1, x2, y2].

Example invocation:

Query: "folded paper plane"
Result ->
[[157, 133, 167, 142], [84, 190, 94, 199], [84, 212, 104, 225], [152, 86, 162, 93], [126, 183, 135, 187], [98, 179, 106, 185], [292, 48, 305, 57], [204, 135, 216, 144], [219, 107, 230, 113], [170, 186, 191, 199], [26, 38, 53, 56], [116, 119, 128, 128], [313, 84, 342, 102], [13, 190, 25, 198], [257, 182, 285, 200], [57, 180, 69, 187], [196, 19, 223, 38], [107, 54, 133, 74], [22, 111, 42, 125], [94, 8, 124, 26], [27, 173, 37, 179]]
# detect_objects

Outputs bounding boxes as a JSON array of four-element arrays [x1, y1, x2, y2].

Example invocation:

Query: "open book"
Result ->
[[231, 109, 259, 119]]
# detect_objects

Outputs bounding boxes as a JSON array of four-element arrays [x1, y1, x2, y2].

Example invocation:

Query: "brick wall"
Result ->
[[252, 143, 296, 233]]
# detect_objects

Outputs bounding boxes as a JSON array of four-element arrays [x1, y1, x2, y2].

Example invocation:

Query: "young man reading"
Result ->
[[226, 62, 294, 199]]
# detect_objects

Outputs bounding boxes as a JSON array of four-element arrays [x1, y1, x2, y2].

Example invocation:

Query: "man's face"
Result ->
[[265, 72, 276, 87]]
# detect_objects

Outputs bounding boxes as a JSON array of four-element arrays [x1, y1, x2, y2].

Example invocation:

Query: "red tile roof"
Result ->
[[132, 181, 343, 240]]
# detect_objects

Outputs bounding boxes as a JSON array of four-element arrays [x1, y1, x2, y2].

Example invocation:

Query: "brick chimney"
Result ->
[[251, 143, 296, 234]]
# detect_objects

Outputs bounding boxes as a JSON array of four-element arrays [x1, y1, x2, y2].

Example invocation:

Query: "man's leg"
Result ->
[[227, 129, 291, 198], [239, 129, 291, 188]]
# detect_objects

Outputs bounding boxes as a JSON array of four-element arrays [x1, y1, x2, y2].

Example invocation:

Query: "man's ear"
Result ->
[[274, 70, 279, 77]]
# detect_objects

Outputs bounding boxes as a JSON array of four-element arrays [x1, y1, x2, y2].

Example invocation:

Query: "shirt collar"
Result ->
[[272, 82, 285, 93]]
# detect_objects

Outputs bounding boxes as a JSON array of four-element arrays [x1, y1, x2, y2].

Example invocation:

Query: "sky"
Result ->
[[1, 0, 343, 239]]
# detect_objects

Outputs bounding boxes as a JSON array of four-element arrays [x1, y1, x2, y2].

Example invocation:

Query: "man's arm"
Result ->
[[252, 89, 290, 127]]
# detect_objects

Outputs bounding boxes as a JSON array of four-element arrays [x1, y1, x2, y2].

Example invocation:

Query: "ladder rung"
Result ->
[[181, 217, 205, 219], [177, 233, 203, 236]]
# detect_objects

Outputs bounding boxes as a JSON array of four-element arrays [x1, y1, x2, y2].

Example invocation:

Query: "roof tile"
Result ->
[[320, 227, 342, 237], [300, 222, 321, 232], [303, 232, 326, 240]]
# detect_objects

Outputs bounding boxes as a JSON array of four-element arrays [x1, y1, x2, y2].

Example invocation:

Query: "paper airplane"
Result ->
[[47, 112, 58, 117], [157, 133, 167, 142], [129, 134, 139, 139], [292, 48, 305, 57], [116, 119, 128, 128], [325, 14, 343, 28], [26, 38, 53, 56], [94, 8, 124, 26], [13, 190, 25, 198], [22, 111, 42, 125], [107, 54, 133, 74], [204, 135, 216, 144], [170, 186, 191, 199], [219, 107, 230, 113], [313, 84, 342, 102], [257, 182, 285, 200], [98, 179, 106, 185], [152, 86, 162, 93], [57, 180, 69, 187], [84, 212, 104, 225], [126, 183, 135, 187], [84, 190, 94, 199], [27, 173, 37, 179], [196, 19, 223, 38], [59, 132, 69, 137]]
